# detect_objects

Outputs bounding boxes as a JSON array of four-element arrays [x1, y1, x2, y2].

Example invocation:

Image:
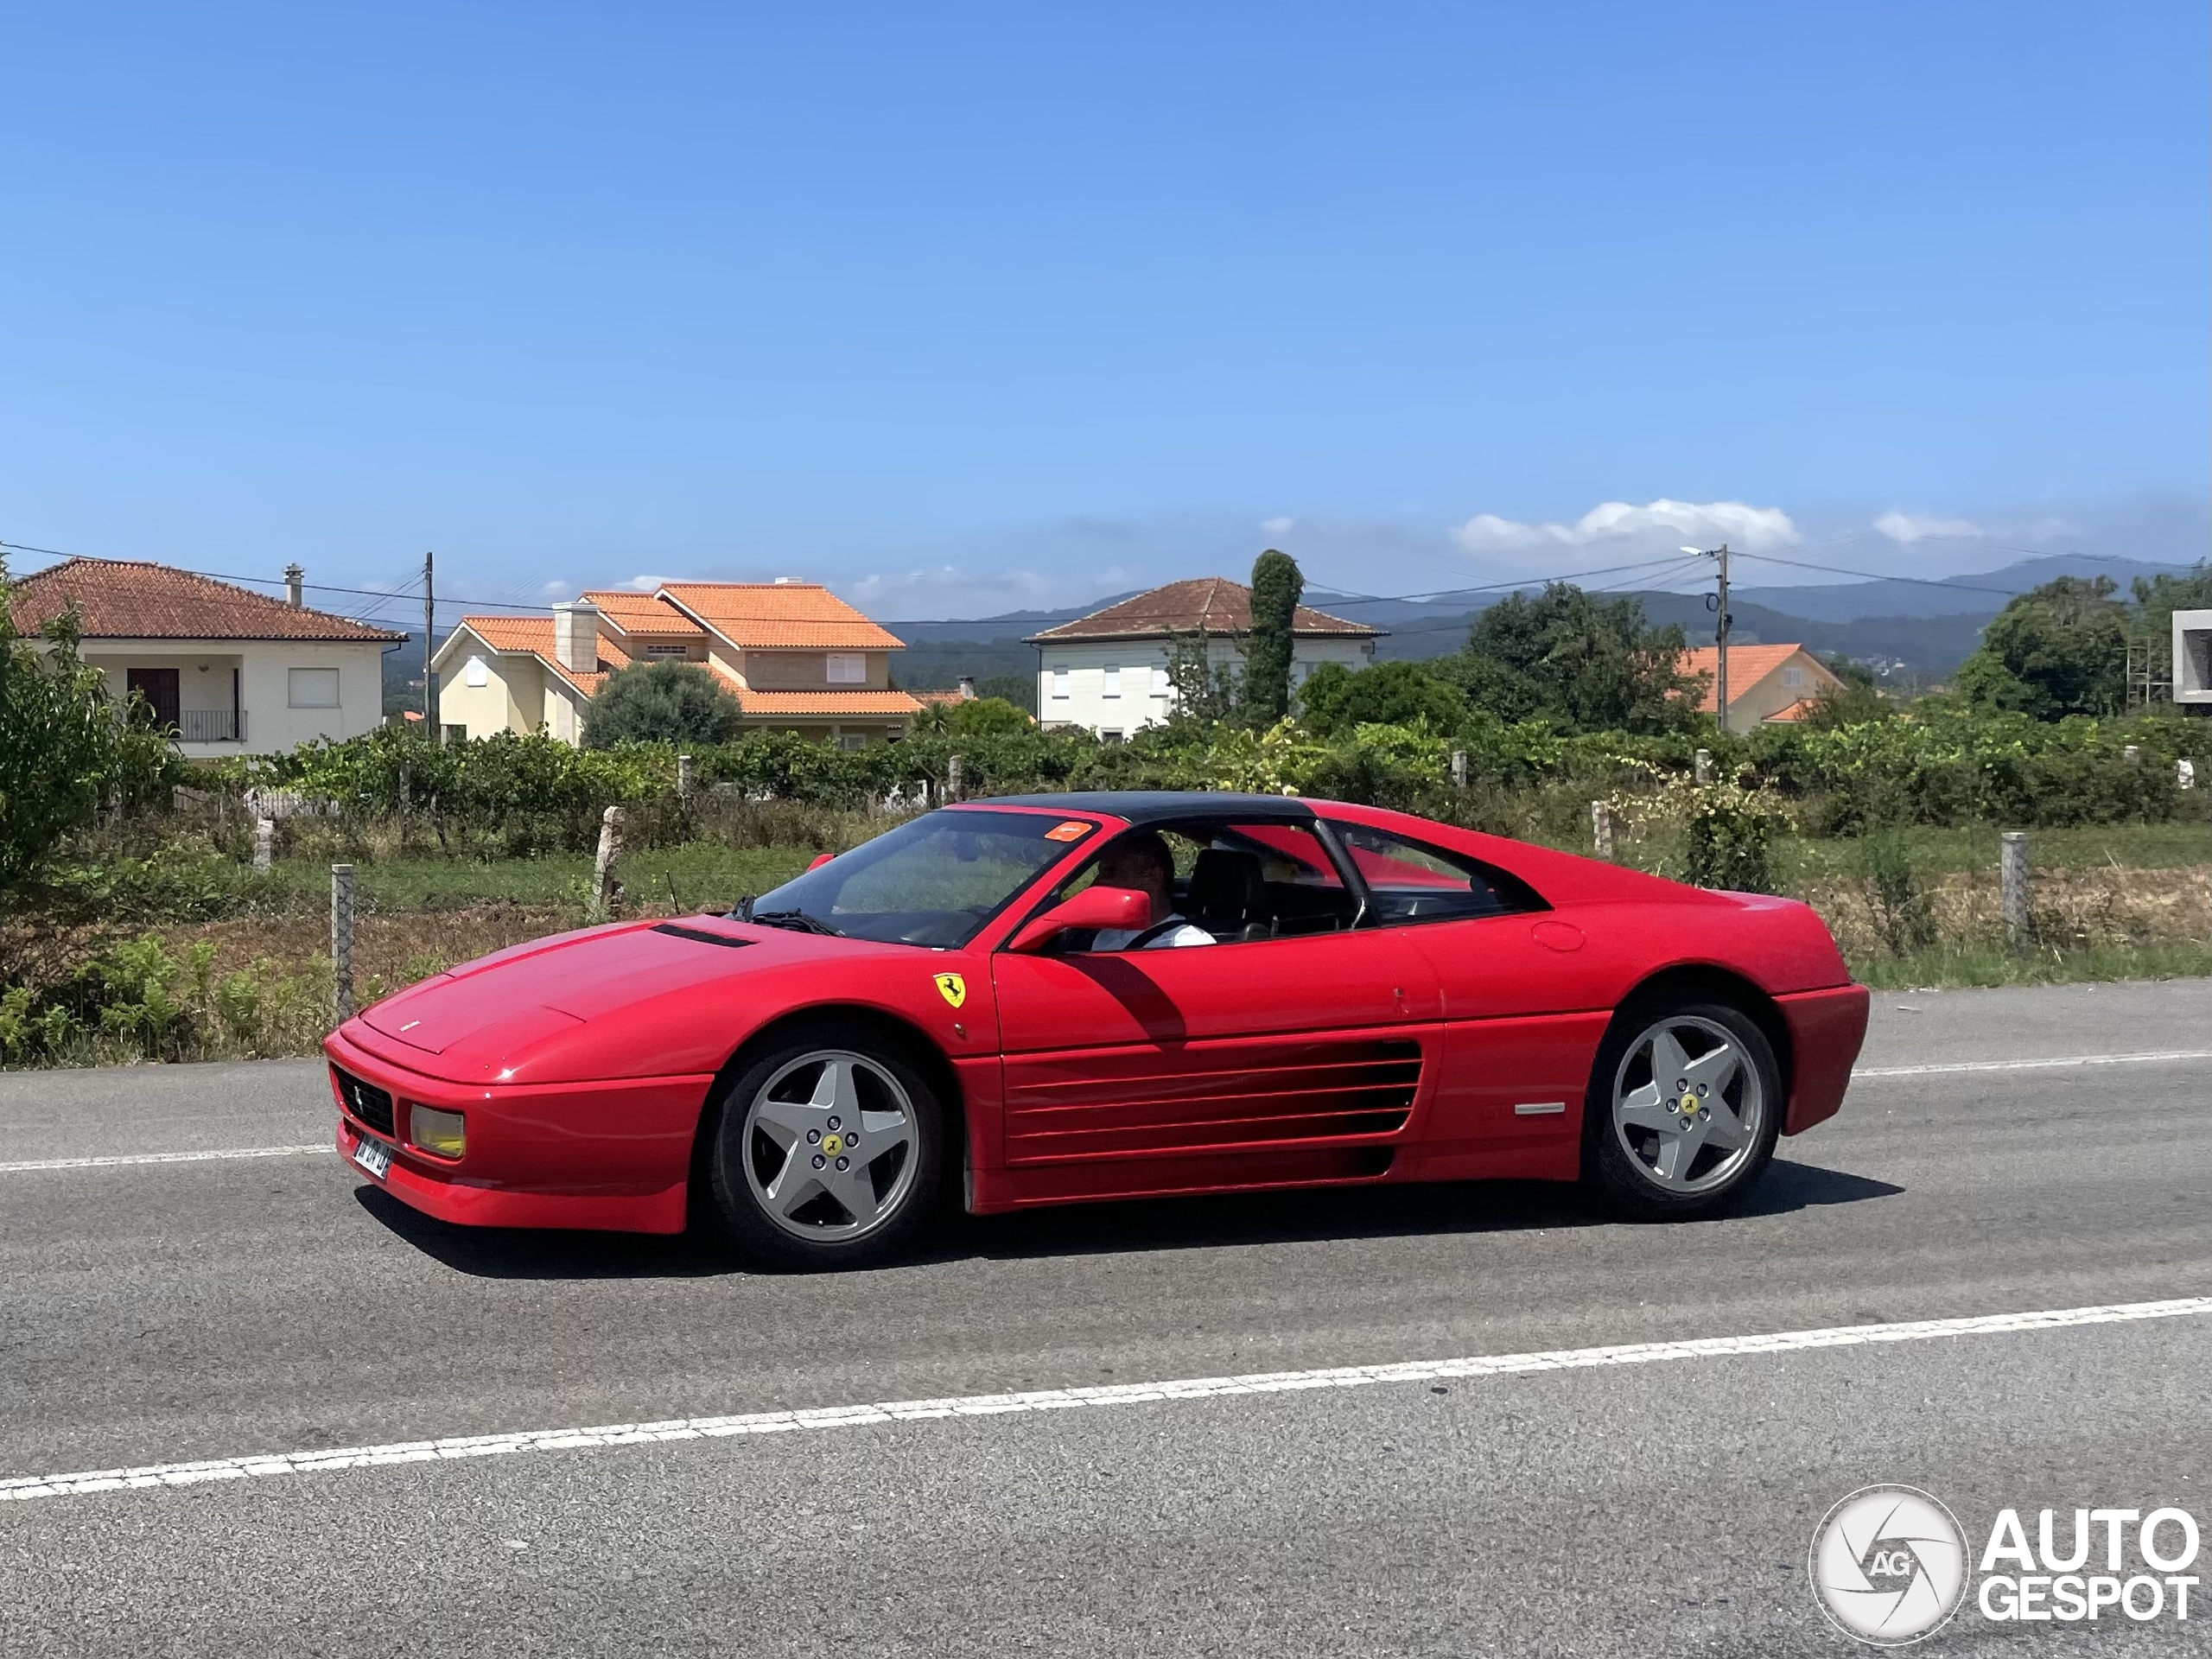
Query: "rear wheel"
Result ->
[[1584, 1000, 1780, 1220], [708, 1022, 943, 1269]]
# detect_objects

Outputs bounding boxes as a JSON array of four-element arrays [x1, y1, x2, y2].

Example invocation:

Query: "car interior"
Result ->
[[1041, 819, 1543, 951]]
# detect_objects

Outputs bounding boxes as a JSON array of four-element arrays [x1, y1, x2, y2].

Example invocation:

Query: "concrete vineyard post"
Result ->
[[2001, 831, 2031, 948], [331, 864, 356, 1022], [1591, 801, 1614, 860], [590, 805, 625, 924]]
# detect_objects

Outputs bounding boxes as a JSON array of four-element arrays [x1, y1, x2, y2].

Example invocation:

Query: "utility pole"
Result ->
[[1690, 543, 1732, 731], [423, 550, 435, 727]]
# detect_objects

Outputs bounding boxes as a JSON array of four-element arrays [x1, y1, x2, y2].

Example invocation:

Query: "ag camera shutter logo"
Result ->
[[1810, 1485, 1969, 1645]]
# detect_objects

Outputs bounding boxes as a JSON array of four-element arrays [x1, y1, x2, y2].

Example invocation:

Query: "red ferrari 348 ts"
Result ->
[[326, 792, 1868, 1268]]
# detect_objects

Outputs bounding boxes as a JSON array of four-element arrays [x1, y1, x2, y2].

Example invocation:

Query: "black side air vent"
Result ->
[[652, 923, 756, 950]]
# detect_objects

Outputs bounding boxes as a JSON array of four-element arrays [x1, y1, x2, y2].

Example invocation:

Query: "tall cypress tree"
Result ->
[[1245, 548, 1303, 725]]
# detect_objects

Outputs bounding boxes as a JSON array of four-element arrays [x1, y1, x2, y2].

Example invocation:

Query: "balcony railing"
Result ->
[[177, 709, 245, 744]]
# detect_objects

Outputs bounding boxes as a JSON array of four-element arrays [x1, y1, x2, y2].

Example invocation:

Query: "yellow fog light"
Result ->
[[409, 1105, 466, 1160]]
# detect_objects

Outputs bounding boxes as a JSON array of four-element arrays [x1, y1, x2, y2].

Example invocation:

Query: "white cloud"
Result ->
[[1449, 499, 1800, 557], [1873, 512, 1980, 543], [541, 579, 570, 596], [629, 573, 677, 590], [1259, 516, 1296, 536]]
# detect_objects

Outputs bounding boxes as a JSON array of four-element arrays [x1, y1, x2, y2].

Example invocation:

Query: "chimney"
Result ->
[[957, 675, 976, 701], [553, 599, 601, 675], [283, 563, 304, 607]]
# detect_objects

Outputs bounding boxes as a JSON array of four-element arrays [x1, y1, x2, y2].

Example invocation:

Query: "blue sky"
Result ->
[[3, 2, 2205, 620]]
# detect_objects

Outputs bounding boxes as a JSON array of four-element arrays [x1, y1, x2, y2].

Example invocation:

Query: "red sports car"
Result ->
[[325, 792, 1868, 1268]]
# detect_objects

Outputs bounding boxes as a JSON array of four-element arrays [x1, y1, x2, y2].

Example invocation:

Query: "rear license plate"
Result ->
[[353, 1135, 394, 1180]]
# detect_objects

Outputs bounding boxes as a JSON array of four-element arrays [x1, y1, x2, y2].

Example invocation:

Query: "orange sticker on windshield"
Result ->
[[1044, 821, 1094, 842]]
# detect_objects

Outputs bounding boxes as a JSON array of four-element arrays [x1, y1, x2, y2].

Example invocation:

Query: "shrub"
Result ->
[[583, 661, 744, 748], [0, 559, 183, 893]]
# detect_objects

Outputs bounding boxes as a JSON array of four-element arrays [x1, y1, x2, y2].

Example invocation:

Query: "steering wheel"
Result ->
[[1123, 917, 1196, 950]]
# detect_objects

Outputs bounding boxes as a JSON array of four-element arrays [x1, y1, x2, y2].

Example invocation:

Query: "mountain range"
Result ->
[[885, 553, 2194, 690]]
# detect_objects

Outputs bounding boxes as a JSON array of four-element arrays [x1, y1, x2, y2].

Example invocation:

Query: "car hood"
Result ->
[[347, 917, 894, 1084]]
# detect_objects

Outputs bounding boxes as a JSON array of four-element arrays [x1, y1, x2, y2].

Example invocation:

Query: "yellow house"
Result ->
[[1677, 643, 1847, 732], [434, 582, 921, 746]]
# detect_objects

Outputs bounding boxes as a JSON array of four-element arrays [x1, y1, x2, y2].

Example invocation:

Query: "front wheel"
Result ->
[[708, 1024, 944, 1269], [1584, 1001, 1781, 1221]]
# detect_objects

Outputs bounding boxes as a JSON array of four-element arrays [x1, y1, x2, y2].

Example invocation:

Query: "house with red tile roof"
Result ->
[[6, 557, 405, 756], [431, 581, 921, 746], [1676, 643, 1847, 731], [1025, 577, 1382, 736]]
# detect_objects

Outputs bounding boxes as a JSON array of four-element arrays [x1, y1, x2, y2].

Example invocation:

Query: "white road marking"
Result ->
[[1853, 1049, 2212, 1079], [0, 1145, 326, 1174], [5, 1295, 2207, 1505]]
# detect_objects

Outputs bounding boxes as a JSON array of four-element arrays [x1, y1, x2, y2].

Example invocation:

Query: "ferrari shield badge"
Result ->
[[933, 972, 967, 1009]]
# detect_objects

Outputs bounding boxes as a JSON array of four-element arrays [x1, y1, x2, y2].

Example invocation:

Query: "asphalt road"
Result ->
[[3, 978, 2208, 1656]]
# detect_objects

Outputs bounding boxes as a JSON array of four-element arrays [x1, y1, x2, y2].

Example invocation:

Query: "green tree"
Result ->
[[582, 660, 744, 748], [1447, 583, 1695, 732], [973, 672, 1038, 714], [914, 696, 1034, 736], [1161, 629, 1241, 726], [2130, 561, 2212, 689], [1243, 549, 1303, 726], [1298, 659, 1468, 734], [1955, 575, 2127, 719], [0, 557, 181, 893]]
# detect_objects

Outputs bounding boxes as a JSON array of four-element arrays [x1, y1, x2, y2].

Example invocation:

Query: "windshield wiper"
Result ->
[[747, 907, 846, 938]]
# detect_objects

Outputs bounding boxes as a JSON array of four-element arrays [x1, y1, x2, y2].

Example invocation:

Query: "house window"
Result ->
[[836, 733, 869, 752], [1051, 666, 1070, 700], [645, 644, 690, 660], [1103, 665, 1121, 699], [465, 656, 489, 687], [1099, 728, 1124, 742], [1152, 666, 1170, 696], [827, 653, 867, 684], [1783, 665, 1804, 688], [288, 667, 341, 709]]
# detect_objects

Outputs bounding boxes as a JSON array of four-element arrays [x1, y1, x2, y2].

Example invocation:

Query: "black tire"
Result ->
[[706, 1019, 944, 1270], [1582, 998, 1782, 1222]]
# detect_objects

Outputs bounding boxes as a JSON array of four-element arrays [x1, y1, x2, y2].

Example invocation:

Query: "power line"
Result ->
[[1726, 549, 2025, 596]]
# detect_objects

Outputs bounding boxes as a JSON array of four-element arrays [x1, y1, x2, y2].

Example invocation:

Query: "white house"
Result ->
[[8, 557, 404, 758], [2174, 608, 2212, 704], [1027, 577, 1383, 737], [434, 581, 922, 747]]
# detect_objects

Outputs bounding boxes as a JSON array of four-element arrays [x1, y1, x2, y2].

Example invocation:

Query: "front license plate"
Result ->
[[353, 1135, 394, 1180]]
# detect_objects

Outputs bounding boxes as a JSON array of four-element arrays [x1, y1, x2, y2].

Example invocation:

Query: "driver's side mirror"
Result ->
[[1006, 884, 1151, 953]]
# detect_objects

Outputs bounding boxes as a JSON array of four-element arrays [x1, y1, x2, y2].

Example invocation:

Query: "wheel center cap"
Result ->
[[822, 1132, 845, 1158], [1679, 1095, 1700, 1118]]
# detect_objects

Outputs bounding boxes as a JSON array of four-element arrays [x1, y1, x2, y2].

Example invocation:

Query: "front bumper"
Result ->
[[1776, 983, 1871, 1135], [325, 1026, 714, 1235]]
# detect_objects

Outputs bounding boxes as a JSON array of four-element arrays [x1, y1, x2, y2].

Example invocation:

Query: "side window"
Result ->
[[1325, 821, 1546, 926]]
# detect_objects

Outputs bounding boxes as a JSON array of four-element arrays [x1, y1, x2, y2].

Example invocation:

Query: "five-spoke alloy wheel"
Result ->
[[709, 1022, 944, 1268], [1585, 1000, 1781, 1220]]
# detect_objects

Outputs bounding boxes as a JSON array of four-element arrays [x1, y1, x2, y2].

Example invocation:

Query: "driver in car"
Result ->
[[1088, 830, 1215, 950]]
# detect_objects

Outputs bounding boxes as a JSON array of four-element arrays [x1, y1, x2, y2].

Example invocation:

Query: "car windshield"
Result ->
[[742, 809, 1096, 948]]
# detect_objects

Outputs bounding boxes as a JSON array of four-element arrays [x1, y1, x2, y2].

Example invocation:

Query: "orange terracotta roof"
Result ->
[[579, 590, 706, 638], [453, 616, 632, 695], [1675, 644, 1836, 714], [1027, 577, 1379, 643], [736, 689, 924, 717], [912, 688, 973, 706], [657, 582, 905, 650], [8, 557, 406, 642], [1763, 697, 1823, 724]]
